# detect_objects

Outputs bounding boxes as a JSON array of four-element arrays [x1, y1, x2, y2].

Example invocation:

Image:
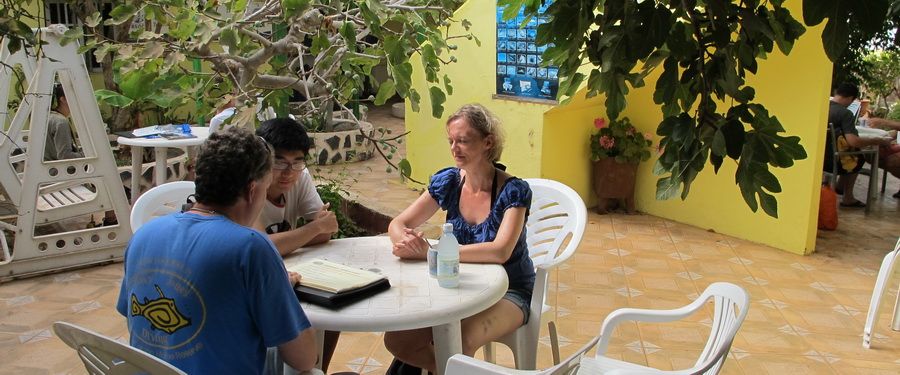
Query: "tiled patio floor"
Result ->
[[1, 105, 899, 374]]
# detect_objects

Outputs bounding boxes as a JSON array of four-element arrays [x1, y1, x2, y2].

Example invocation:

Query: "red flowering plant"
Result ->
[[589, 117, 652, 163]]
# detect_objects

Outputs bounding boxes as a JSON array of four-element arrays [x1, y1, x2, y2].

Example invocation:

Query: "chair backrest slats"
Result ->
[[523, 179, 586, 272], [53, 321, 187, 375], [691, 283, 750, 374], [130, 181, 196, 233]]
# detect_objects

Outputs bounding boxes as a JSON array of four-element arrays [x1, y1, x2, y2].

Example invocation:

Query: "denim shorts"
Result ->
[[502, 288, 533, 325]]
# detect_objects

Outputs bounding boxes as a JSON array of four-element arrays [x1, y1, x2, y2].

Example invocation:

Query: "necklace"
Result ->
[[188, 206, 218, 215]]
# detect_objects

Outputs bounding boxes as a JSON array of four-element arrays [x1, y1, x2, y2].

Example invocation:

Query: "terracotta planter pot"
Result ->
[[592, 158, 638, 214]]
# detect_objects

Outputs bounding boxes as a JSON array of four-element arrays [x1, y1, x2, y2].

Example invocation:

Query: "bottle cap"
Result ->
[[442, 223, 453, 232]]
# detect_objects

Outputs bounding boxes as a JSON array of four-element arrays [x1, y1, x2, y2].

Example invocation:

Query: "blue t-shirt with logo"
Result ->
[[116, 212, 309, 374]]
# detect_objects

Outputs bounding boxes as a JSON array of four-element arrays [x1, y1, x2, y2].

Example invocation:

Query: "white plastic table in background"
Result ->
[[116, 127, 209, 203], [282, 236, 508, 375]]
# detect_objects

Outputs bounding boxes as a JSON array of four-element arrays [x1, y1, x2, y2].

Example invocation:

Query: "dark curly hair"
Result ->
[[256, 117, 313, 155], [834, 83, 859, 100], [194, 127, 273, 207]]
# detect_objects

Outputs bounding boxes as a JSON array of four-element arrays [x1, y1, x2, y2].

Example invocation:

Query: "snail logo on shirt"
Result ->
[[129, 269, 206, 350], [131, 285, 191, 334]]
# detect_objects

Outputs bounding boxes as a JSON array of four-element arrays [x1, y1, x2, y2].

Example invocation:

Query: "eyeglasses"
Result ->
[[273, 160, 306, 171]]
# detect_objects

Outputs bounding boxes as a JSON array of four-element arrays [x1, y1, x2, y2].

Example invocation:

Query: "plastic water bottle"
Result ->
[[436, 223, 459, 288]]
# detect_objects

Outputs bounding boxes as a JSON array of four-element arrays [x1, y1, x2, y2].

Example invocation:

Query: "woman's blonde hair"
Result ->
[[446, 103, 505, 162]]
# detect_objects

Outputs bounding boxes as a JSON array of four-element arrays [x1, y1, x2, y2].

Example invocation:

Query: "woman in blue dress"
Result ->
[[384, 104, 536, 373]]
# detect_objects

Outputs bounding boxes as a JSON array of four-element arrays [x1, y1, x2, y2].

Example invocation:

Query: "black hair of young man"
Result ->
[[834, 83, 860, 100], [256, 117, 313, 154]]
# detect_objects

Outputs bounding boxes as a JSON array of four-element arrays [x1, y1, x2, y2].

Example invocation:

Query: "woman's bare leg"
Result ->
[[384, 327, 436, 372]]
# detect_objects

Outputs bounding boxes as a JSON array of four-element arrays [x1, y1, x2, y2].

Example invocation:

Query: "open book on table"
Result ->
[[289, 259, 390, 308]]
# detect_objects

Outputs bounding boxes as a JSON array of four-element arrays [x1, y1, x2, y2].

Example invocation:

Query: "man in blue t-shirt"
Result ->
[[117, 127, 318, 374]]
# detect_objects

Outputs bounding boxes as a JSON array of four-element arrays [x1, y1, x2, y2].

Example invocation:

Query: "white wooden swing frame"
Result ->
[[0, 26, 132, 280]]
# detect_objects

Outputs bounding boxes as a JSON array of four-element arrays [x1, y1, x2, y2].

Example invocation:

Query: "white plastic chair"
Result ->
[[53, 321, 187, 375], [578, 282, 749, 374], [130, 181, 195, 232], [449, 283, 748, 374], [863, 237, 900, 348], [483, 178, 587, 370]]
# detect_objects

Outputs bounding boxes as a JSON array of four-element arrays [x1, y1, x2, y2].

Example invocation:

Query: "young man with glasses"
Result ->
[[254, 118, 339, 256], [255, 118, 342, 372]]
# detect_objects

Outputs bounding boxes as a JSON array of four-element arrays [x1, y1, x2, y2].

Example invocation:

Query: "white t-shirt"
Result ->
[[257, 169, 324, 234]]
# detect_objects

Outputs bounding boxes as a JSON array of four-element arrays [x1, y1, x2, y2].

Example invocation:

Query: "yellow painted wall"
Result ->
[[405, 1, 553, 183], [407, 2, 830, 254], [540, 2, 830, 254]]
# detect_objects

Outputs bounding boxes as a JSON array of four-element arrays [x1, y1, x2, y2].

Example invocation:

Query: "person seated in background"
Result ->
[[825, 83, 894, 208], [209, 97, 281, 132], [860, 116, 900, 198], [208, 98, 237, 133], [116, 127, 318, 374], [45, 84, 82, 161], [383, 104, 535, 374], [48, 84, 118, 226]]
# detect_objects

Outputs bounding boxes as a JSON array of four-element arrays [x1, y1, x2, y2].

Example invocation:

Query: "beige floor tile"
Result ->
[[829, 358, 900, 375], [803, 332, 900, 364], [734, 322, 817, 354], [733, 353, 838, 374], [779, 306, 865, 335]]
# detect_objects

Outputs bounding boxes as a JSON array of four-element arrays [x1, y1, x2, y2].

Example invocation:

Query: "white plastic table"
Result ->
[[116, 127, 209, 203], [282, 236, 508, 375]]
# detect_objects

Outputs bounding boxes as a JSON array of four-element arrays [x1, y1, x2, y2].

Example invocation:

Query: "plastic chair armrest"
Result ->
[[596, 300, 707, 355], [445, 354, 527, 375]]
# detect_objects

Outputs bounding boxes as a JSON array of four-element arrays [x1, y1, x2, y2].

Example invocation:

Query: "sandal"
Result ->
[[840, 200, 866, 208]]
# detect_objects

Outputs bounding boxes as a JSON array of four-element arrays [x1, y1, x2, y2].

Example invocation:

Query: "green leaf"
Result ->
[[374, 79, 396, 105], [802, 0, 836, 26], [219, 28, 238, 52], [170, 16, 197, 40], [399, 158, 412, 179], [711, 129, 727, 157], [758, 191, 778, 218], [655, 175, 680, 200], [443, 75, 453, 96], [408, 88, 421, 113], [94, 89, 134, 107], [310, 32, 330, 55], [233, 0, 250, 14], [429, 86, 446, 118], [283, 0, 311, 17], [819, 4, 851, 61], [85, 12, 102, 28], [850, 0, 890, 35], [119, 69, 157, 100], [340, 21, 356, 50], [107, 4, 138, 26], [60, 27, 84, 46]]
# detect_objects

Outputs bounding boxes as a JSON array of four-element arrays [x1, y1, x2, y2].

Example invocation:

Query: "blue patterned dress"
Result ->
[[427, 167, 536, 300]]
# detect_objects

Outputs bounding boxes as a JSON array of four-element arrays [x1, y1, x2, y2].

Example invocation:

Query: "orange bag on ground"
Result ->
[[818, 184, 838, 230]]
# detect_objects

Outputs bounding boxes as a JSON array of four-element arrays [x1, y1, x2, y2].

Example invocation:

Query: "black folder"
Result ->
[[294, 277, 391, 309]]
